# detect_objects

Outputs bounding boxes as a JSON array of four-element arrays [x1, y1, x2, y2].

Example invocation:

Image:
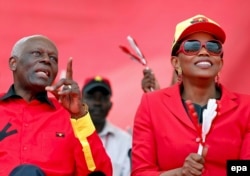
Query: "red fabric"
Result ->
[[132, 84, 250, 176], [1, 1, 250, 129], [87, 132, 113, 176], [0, 95, 112, 176]]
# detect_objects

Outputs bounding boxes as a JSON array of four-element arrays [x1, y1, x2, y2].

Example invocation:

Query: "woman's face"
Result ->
[[172, 32, 223, 81]]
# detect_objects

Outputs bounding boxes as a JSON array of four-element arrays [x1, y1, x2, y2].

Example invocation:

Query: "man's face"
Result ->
[[12, 37, 58, 90], [84, 90, 112, 125]]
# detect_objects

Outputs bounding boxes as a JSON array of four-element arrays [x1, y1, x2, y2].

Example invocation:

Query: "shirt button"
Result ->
[[196, 137, 201, 143]]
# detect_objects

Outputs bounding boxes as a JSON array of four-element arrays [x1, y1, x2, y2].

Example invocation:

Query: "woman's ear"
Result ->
[[171, 56, 180, 70], [219, 58, 224, 70], [9, 56, 17, 71]]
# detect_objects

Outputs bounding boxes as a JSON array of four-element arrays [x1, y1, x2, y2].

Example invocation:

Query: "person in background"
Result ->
[[132, 14, 250, 176], [82, 76, 132, 176], [0, 35, 112, 176], [141, 69, 176, 92]]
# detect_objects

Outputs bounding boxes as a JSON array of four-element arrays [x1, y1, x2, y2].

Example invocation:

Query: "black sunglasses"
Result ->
[[176, 40, 223, 56]]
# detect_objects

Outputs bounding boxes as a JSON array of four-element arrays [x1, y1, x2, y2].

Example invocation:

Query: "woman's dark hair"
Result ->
[[171, 41, 182, 56]]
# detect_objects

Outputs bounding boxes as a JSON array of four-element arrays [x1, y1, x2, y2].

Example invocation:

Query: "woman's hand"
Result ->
[[178, 153, 205, 176]]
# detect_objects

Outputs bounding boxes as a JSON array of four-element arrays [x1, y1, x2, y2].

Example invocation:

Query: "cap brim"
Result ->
[[178, 22, 226, 43], [83, 82, 111, 95]]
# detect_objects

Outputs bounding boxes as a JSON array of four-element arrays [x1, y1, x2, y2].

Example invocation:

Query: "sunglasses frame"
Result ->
[[176, 39, 223, 56]]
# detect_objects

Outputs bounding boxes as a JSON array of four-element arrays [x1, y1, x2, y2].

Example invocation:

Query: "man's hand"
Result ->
[[45, 58, 86, 119]]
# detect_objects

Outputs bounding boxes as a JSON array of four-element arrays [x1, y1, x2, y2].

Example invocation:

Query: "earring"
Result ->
[[215, 72, 220, 84], [177, 67, 182, 82]]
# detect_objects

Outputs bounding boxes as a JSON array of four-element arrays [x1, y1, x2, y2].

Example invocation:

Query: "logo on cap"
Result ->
[[190, 17, 208, 24], [94, 76, 103, 82], [83, 75, 112, 95]]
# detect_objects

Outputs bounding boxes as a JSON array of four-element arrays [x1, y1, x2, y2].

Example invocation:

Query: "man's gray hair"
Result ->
[[11, 35, 50, 57]]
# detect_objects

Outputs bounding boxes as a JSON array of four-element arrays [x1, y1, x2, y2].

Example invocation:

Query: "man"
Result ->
[[82, 76, 132, 176], [0, 35, 112, 176]]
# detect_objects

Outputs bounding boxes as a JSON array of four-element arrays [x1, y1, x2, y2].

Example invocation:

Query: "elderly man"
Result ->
[[0, 35, 112, 176]]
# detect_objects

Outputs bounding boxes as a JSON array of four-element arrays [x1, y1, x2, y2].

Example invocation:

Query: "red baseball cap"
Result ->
[[172, 14, 226, 52]]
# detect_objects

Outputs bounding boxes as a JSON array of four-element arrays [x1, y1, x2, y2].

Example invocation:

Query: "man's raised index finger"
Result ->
[[66, 57, 73, 80]]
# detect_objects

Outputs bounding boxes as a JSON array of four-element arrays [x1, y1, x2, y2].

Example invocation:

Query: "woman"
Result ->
[[132, 14, 250, 176]]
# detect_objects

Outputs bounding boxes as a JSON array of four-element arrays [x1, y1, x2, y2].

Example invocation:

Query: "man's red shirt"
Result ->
[[0, 85, 112, 176]]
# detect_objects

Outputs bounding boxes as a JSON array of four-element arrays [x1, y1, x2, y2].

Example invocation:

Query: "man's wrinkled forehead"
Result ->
[[12, 35, 58, 56], [25, 36, 58, 53]]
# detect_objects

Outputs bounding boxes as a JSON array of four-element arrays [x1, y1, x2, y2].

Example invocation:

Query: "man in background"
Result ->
[[82, 76, 131, 176]]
